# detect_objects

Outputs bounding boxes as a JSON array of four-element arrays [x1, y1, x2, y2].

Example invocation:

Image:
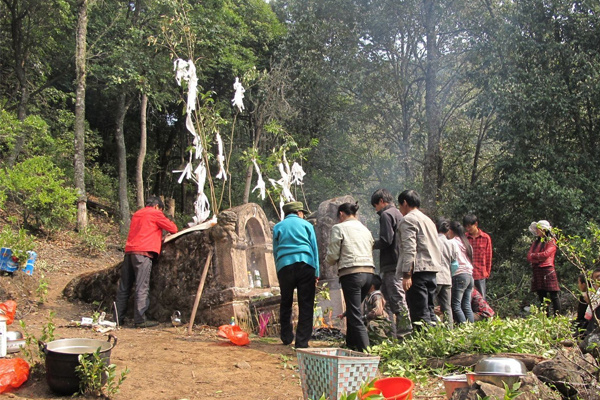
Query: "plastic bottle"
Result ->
[[230, 316, 235, 326], [24, 251, 37, 275], [254, 270, 262, 288]]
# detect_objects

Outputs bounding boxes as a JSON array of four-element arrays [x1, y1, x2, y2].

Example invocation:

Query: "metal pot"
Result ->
[[467, 357, 527, 388], [171, 310, 182, 327], [474, 357, 527, 375], [41, 334, 117, 395]]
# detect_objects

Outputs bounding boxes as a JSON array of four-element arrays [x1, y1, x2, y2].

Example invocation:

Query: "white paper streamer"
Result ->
[[215, 132, 227, 181], [251, 159, 266, 200], [290, 162, 306, 185], [232, 77, 245, 112], [173, 58, 210, 225]]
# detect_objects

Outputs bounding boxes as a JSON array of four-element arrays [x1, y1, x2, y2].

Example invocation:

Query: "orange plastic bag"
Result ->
[[0, 300, 17, 325], [0, 358, 29, 393], [217, 324, 250, 346]]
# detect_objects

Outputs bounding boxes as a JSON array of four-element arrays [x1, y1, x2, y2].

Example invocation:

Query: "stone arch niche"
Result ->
[[200, 202, 279, 326]]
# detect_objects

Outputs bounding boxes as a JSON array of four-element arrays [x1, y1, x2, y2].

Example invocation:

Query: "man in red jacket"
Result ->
[[115, 197, 178, 328], [464, 214, 492, 301]]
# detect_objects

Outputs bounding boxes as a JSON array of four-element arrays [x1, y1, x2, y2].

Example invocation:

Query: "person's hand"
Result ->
[[403, 276, 412, 292], [337, 313, 345, 319]]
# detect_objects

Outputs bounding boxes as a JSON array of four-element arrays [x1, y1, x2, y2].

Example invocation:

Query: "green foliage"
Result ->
[[75, 348, 129, 398], [86, 166, 116, 204], [370, 308, 572, 383], [18, 311, 56, 372], [0, 225, 36, 264], [0, 156, 78, 230]]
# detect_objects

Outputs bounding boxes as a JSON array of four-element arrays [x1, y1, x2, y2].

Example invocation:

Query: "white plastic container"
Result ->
[[0, 320, 7, 357], [254, 270, 262, 288]]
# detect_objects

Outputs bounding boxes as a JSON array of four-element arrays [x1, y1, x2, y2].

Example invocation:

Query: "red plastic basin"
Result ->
[[373, 377, 414, 400]]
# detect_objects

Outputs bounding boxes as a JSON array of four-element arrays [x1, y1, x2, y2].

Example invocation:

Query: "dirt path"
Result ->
[[4, 236, 305, 400]]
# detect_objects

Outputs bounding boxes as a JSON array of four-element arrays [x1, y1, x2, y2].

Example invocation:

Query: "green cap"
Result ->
[[282, 201, 307, 214]]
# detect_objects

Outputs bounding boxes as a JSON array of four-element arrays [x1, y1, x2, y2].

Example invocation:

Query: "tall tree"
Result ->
[[74, 0, 88, 231], [421, 0, 442, 213]]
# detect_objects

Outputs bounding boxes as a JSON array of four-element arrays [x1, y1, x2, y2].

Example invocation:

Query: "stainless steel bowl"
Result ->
[[474, 357, 527, 375], [6, 338, 25, 353], [467, 357, 527, 388]]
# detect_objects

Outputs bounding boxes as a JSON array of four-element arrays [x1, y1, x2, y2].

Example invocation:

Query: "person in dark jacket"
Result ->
[[273, 201, 319, 348], [371, 189, 411, 337], [115, 196, 178, 328]]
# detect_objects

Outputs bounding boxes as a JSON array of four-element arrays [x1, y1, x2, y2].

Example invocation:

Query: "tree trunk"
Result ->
[[422, 0, 441, 215], [242, 124, 262, 204], [115, 92, 132, 236], [6, 0, 28, 167], [242, 164, 253, 204], [74, 0, 88, 232], [136, 91, 148, 209]]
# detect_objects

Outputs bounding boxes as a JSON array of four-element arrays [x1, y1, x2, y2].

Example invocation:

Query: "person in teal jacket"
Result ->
[[273, 201, 319, 348]]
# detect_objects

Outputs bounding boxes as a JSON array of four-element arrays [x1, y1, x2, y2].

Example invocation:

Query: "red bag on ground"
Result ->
[[0, 300, 17, 325], [217, 324, 250, 346], [0, 358, 30, 393]]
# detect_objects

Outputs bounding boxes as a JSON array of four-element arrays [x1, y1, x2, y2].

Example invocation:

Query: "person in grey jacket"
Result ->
[[395, 190, 441, 327], [326, 202, 374, 351], [371, 189, 411, 337]]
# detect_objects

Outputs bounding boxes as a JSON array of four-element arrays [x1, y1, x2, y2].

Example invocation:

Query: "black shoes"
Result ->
[[135, 320, 159, 328]]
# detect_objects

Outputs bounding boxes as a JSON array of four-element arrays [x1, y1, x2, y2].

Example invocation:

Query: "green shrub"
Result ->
[[0, 156, 78, 230], [370, 307, 572, 383]]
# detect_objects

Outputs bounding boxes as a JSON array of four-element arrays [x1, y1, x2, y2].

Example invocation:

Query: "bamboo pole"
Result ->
[[187, 248, 214, 335]]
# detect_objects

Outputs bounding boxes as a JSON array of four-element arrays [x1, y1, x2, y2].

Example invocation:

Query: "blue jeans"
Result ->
[[452, 274, 474, 324]]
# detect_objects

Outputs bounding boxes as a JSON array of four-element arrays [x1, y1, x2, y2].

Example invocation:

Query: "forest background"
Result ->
[[1, 0, 600, 315]]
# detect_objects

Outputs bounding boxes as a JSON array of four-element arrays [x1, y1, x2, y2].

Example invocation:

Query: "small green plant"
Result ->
[[75, 348, 129, 398], [18, 311, 56, 372], [279, 354, 295, 370], [36, 273, 49, 304], [311, 380, 384, 400], [78, 226, 107, 256], [477, 381, 522, 399]]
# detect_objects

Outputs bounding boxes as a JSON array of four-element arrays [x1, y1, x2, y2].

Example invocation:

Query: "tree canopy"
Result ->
[[1, 0, 600, 304]]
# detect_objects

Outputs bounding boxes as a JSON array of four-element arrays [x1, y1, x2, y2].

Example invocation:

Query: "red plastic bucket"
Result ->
[[373, 377, 414, 400]]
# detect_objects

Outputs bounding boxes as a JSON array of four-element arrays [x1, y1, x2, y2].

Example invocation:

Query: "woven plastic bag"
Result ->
[[217, 324, 250, 346], [0, 300, 17, 325], [0, 358, 29, 393]]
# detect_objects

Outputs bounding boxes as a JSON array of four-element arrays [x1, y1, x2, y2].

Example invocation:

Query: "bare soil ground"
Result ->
[[0, 216, 306, 400], [0, 213, 447, 400]]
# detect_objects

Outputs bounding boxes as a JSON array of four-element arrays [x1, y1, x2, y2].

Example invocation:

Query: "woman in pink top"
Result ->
[[447, 221, 474, 323]]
